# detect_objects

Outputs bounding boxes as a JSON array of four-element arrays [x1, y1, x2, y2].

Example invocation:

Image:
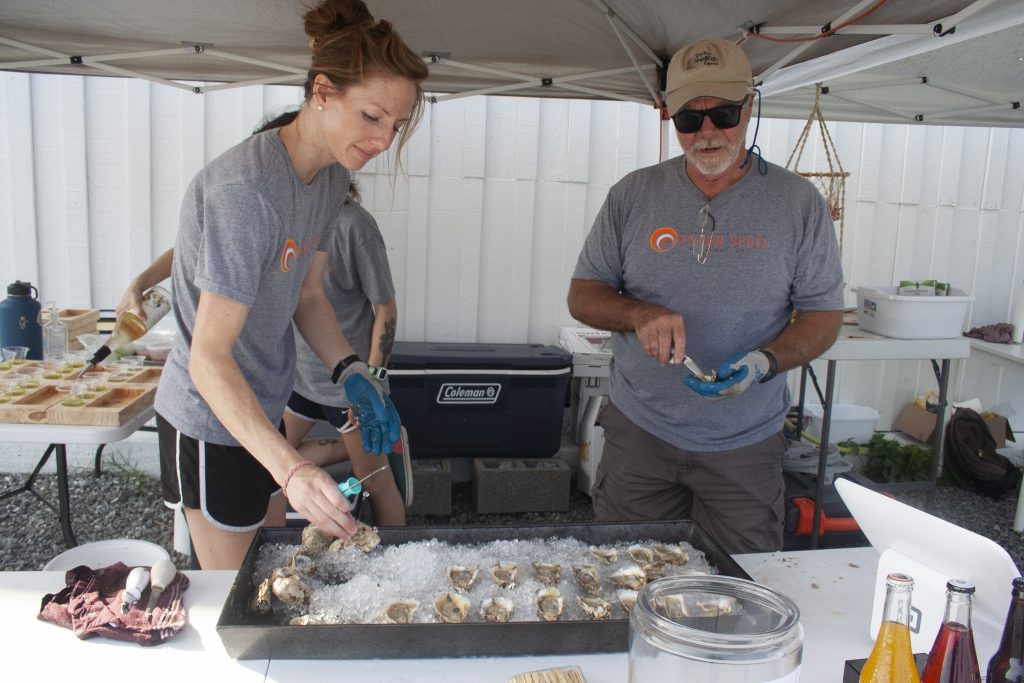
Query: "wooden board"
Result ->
[[0, 362, 161, 426]]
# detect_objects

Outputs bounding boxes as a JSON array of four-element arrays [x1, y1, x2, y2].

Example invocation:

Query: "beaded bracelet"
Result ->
[[282, 459, 315, 494]]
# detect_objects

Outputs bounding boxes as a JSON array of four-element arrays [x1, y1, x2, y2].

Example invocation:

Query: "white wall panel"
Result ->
[[1, 73, 1022, 427]]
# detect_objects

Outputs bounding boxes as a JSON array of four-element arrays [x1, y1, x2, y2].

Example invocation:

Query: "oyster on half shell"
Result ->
[[572, 564, 604, 596], [480, 596, 515, 623], [588, 545, 619, 565], [434, 592, 472, 623], [531, 561, 561, 586], [447, 565, 480, 591], [536, 586, 565, 622], [378, 598, 419, 624], [609, 565, 647, 591], [490, 562, 518, 589], [576, 596, 614, 621], [653, 542, 689, 564]]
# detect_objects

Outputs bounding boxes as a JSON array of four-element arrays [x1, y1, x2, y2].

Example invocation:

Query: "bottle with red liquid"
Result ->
[[988, 576, 1024, 682], [922, 579, 980, 683]]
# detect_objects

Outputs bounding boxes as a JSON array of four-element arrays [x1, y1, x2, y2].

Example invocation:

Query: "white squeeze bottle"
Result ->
[[1012, 280, 1024, 344]]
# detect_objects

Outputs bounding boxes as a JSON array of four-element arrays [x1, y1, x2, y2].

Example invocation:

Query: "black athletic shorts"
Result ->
[[285, 390, 349, 429], [157, 412, 282, 530]]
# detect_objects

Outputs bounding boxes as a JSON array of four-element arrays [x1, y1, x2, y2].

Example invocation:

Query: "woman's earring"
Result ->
[[317, 105, 323, 111]]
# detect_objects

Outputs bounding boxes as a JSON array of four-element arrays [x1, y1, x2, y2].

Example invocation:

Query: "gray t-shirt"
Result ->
[[155, 130, 349, 445], [572, 154, 843, 452], [292, 199, 395, 407]]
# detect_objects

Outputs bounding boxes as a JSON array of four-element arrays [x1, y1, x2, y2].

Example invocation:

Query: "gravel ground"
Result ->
[[2, 465, 1022, 572]]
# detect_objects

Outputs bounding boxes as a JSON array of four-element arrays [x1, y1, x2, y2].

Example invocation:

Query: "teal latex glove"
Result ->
[[683, 350, 772, 400], [343, 373, 401, 455]]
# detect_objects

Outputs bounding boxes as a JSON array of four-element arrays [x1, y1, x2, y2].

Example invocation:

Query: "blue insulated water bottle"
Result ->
[[0, 280, 43, 359]]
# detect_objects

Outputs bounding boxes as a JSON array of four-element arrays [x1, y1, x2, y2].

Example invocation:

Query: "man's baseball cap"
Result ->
[[665, 38, 754, 115]]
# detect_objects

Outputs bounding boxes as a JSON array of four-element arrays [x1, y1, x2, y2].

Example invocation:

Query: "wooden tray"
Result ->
[[0, 362, 161, 426]]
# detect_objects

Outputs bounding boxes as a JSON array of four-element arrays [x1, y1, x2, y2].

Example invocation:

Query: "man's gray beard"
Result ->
[[686, 137, 745, 177]]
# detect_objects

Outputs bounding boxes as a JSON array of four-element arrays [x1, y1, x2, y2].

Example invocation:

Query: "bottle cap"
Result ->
[[6, 280, 33, 296], [885, 572, 914, 590], [946, 578, 975, 594], [1012, 576, 1024, 590]]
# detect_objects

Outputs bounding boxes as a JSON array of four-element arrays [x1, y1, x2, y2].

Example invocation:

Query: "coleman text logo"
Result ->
[[436, 383, 501, 405]]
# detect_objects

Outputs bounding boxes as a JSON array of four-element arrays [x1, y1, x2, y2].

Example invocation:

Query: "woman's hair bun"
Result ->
[[303, 0, 375, 50]]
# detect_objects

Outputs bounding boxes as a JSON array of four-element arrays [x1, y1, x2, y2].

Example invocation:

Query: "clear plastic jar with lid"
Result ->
[[629, 575, 803, 683]]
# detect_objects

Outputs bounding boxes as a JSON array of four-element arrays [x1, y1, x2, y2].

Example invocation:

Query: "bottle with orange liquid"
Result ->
[[922, 579, 980, 682], [860, 573, 922, 683]]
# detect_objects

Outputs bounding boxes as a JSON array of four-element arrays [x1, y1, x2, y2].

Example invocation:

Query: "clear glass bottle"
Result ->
[[922, 579, 980, 682], [988, 577, 1024, 682], [85, 285, 171, 370], [41, 301, 68, 361], [860, 573, 921, 683]]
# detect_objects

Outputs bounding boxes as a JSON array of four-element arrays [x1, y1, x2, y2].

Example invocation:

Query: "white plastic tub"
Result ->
[[854, 286, 973, 339], [804, 403, 880, 445]]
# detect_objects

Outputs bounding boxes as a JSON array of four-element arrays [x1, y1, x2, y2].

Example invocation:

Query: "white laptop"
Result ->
[[835, 477, 1019, 665]]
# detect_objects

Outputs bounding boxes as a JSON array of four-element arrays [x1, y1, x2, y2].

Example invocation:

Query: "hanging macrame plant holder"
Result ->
[[786, 84, 851, 254]]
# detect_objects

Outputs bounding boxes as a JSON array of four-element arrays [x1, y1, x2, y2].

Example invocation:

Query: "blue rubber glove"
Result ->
[[683, 350, 772, 400], [343, 372, 402, 455]]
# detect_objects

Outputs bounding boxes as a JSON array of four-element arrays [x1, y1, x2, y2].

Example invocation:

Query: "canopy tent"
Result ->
[[1, 0, 1021, 127]]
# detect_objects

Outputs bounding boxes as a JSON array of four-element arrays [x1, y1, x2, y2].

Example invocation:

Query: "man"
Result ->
[[567, 38, 844, 554]]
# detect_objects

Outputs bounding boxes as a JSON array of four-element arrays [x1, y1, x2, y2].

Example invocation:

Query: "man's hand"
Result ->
[[343, 372, 401, 455], [632, 302, 686, 365], [683, 350, 772, 399]]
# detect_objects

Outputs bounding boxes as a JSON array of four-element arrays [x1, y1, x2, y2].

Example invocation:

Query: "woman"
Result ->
[[120, 184, 410, 527], [152, 0, 427, 569]]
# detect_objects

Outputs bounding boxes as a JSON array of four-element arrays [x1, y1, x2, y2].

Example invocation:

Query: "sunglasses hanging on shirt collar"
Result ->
[[672, 96, 749, 134]]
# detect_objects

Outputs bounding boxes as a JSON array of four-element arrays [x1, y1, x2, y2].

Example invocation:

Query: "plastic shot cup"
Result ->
[[123, 354, 146, 371], [81, 371, 110, 393], [0, 380, 15, 403], [16, 365, 43, 389], [2, 346, 28, 368], [107, 360, 132, 382], [57, 380, 89, 407], [40, 360, 64, 380]]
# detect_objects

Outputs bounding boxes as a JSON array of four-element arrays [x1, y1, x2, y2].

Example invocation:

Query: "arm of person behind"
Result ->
[[367, 297, 397, 369], [567, 278, 685, 365], [190, 288, 356, 538], [293, 252, 400, 454], [116, 248, 174, 319]]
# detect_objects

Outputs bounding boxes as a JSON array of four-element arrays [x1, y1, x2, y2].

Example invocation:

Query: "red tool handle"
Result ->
[[791, 497, 861, 536]]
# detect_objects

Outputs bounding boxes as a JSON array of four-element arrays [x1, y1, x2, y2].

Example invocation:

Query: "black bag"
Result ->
[[943, 407, 1021, 499]]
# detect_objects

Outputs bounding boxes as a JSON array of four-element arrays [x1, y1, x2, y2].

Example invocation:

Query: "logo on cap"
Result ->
[[686, 50, 720, 69]]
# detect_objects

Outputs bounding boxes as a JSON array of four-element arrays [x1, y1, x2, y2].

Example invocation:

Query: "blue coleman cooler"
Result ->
[[387, 341, 572, 458]]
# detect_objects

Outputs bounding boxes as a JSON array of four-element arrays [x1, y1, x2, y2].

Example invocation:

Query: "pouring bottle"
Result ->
[[0, 280, 43, 359], [85, 285, 171, 370], [41, 301, 69, 360]]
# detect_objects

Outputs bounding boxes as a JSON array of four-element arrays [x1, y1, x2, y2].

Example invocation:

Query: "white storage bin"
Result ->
[[854, 286, 973, 339], [804, 403, 880, 445]]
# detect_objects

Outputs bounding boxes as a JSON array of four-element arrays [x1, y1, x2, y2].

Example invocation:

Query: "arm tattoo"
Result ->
[[379, 318, 396, 365]]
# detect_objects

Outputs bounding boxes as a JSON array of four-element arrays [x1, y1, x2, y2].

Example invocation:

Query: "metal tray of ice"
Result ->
[[216, 521, 750, 660]]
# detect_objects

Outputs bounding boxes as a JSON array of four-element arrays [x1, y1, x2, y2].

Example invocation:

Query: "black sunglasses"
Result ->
[[672, 96, 748, 134]]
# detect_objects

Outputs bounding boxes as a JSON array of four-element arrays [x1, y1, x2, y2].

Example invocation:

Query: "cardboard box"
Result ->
[[896, 403, 1016, 449], [893, 403, 938, 444]]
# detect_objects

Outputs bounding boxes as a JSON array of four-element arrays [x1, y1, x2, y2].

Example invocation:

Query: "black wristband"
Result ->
[[758, 348, 778, 383], [331, 354, 362, 384]]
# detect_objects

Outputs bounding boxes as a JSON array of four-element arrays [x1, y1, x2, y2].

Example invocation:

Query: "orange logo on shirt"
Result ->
[[280, 239, 298, 272], [649, 227, 679, 253]]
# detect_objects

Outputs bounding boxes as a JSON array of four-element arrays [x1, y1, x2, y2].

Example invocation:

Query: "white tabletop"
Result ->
[[970, 338, 1024, 374], [822, 325, 970, 361], [0, 405, 154, 444], [3, 547, 880, 683]]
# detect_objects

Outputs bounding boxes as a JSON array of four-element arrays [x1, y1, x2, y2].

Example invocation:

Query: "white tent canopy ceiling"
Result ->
[[0, 0, 1021, 127]]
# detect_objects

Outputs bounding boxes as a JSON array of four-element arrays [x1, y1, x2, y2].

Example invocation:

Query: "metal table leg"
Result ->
[[54, 444, 78, 547], [926, 359, 952, 508], [810, 360, 838, 549], [0, 444, 57, 509]]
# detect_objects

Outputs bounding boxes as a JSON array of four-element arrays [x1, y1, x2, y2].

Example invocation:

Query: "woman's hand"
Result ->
[[284, 464, 359, 539]]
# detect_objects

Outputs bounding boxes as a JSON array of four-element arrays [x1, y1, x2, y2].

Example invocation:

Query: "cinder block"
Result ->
[[472, 458, 571, 514], [407, 459, 452, 517]]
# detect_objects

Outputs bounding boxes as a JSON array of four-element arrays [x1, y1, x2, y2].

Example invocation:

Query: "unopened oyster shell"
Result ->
[[448, 565, 480, 591], [490, 562, 518, 589], [609, 565, 647, 591], [328, 521, 381, 554], [628, 544, 654, 564], [642, 562, 667, 581], [531, 561, 561, 586], [616, 589, 639, 613], [653, 542, 689, 564], [576, 596, 614, 621], [248, 577, 272, 615], [572, 564, 604, 596], [270, 567, 311, 606], [480, 596, 515, 623], [434, 592, 471, 623], [536, 586, 565, 622], [588, 546, 619, 565], [377, 599, 419, 624], [300, 524, 333, 555], [289, 613, 330, 625]]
